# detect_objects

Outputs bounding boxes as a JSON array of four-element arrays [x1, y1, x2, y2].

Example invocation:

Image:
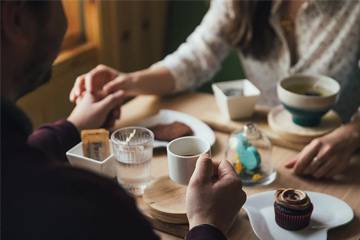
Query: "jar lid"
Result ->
[[243, 123, 261, 140]]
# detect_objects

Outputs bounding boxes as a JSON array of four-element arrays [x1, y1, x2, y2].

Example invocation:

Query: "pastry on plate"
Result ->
[[148, 121, 193, 141], [274, 188, 313, 230]]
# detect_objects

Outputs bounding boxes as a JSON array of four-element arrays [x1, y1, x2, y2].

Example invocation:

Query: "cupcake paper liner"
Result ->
[[274, 202, 313, 230]]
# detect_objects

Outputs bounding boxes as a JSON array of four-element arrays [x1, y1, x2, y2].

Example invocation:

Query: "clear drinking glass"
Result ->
[[111, 127, 154, 196]]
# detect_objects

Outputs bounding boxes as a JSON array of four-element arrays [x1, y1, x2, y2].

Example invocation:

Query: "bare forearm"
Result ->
[[343, 122, 360, 152], [350, 110, 360, 151], [131, 67, 176, 96]]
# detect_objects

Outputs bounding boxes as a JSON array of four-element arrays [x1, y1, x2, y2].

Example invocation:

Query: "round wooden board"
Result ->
[[268, 106, 341, 144], [143, 176, 188, 224]]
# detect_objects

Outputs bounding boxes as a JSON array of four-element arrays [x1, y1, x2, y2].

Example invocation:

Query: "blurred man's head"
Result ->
[[1, 1, 67, 101]]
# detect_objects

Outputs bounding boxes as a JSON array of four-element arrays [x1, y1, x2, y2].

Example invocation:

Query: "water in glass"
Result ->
[[111, 127, 154, 196]]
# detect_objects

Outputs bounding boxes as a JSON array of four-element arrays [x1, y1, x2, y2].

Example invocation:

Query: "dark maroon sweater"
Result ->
[[1, 100, 226, 240]]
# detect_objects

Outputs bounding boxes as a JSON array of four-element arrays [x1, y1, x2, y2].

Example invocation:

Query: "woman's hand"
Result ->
[[285, 123, 360, 179], [70, 65, 176, 101], [186, 155, 246, 234], [69, 64, 126, 103]]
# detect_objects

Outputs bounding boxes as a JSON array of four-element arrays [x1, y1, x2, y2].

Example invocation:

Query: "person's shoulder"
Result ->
[[29, 165, 140, 225], [210, 0, 233, 15], [205, 0, 236, 33], [315, 0, 359, 14], [7, 165, 157, 240], [40, 165, 130, 200]]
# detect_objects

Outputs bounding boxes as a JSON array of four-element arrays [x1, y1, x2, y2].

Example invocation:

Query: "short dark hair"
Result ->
[[24, 0, 50, 18], [1, 1, 50, 43]]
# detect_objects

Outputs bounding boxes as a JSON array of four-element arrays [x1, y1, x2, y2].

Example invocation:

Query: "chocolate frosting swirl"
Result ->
[[275, 188, 312, 210]]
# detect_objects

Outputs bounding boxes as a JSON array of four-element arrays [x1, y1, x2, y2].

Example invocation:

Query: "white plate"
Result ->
[[137, 109, 216, 148], [243, 191, 353, 240]]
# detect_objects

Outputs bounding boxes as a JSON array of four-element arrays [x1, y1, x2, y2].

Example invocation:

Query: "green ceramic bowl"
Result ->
[[277, 74, 340, 127]]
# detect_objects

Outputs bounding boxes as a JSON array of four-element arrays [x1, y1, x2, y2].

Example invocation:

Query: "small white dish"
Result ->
[[66, 140, 116, 178], [212, 79, 260, 120], [137, 109, 216, 148], [243, 191, 354, 240]]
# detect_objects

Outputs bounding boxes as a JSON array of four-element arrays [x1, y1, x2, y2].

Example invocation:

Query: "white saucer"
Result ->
[[243, 191, 353, 240], [138, 109, 216, 148]]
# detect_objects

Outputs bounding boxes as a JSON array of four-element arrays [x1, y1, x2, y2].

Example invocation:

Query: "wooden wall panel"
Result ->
[[103, 0, 167, 71], [16, 0, 168, 128]]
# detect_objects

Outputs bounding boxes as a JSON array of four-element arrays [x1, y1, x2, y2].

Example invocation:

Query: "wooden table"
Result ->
[[115, 93, 360, 240]]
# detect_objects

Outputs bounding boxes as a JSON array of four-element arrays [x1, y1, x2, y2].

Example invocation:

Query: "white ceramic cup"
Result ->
[[167, 136, 211, 185]]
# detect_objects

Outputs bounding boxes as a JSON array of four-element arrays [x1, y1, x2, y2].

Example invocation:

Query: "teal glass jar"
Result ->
[[226, 123, 276, 186]]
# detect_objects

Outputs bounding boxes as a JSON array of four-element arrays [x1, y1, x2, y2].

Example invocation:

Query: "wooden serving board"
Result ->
[[268, 106, 342, 144], [116, 93, 345, 151], [115, 93, 326, 151], [138, 198, 189, 238], [160, 93, 314, 150], [143, 176, 188, 224]]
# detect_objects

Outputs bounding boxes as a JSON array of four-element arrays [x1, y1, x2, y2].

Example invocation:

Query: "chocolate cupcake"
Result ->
[[274, 188, 313, 230]]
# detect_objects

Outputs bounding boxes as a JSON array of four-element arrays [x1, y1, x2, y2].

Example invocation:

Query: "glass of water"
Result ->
[[111, 127, 154, 196]]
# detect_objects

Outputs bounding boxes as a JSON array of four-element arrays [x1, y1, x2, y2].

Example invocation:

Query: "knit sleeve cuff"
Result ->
[[186, 224, 226, 240]]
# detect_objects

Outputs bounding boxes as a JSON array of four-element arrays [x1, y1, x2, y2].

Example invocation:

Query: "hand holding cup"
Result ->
[[186, 155, 247, 234]]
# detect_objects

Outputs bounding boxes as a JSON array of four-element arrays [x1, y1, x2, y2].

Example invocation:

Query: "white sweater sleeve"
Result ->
[[152, 0, 233, 92]]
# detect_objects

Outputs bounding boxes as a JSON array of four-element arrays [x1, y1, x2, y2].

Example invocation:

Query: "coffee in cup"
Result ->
[[167, 136, 211, 185]]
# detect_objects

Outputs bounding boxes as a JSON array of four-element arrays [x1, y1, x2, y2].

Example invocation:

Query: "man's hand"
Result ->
[[186, 155, 246, 234], [285, 123, 360, 179], [67, 91, 124, 131]]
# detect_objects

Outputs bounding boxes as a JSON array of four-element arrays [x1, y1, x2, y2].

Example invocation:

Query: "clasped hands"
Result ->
[[67, 65, 133, 131]]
